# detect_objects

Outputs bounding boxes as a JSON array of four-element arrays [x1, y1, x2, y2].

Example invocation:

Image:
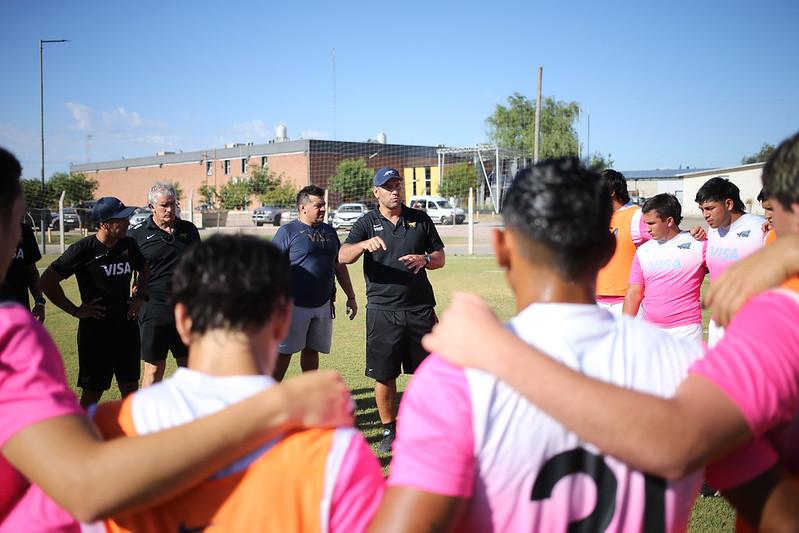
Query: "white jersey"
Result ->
[[706, 213, 764, 282], [389, 303, 705, 533]]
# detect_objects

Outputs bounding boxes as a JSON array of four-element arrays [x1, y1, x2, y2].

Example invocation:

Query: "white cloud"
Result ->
[[300, 129, 330, 140], [229, 119, 270, 142], [65, 102, 93, 130]]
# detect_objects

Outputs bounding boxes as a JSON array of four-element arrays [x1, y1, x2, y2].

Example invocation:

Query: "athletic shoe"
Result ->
[[377, 426, 395, 454]]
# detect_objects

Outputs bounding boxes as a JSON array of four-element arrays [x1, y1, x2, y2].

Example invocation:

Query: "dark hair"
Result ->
[[296, 185, 325, 207], [757, 188, 769, 203], [762, 131, 799, 210], [171, 235, 291, 334], [601, 169, 630, 205], [694, 177, 746, 213], [642, 193, 682, 225], [0, 147, 23, 227], [502, 157, 614, 280]]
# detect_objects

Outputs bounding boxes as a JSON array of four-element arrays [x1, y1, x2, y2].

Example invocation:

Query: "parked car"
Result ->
[[279, 209, 299, 226], [50, 208, 82, 231], [129, 207, 151, 226], [408, 195, 465, 224], [331, 203, 372, 229], [252, 206, 284, 227]]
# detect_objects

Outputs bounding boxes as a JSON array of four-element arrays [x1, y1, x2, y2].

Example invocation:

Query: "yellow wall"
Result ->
[[402, 166, 439, 201]]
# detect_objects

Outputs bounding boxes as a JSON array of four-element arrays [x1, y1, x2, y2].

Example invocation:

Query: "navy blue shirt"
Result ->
[[273, 220, 340, 308], [344, 205, 443, 310]]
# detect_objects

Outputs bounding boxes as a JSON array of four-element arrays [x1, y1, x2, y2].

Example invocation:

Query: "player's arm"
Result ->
[[339, 218, 385, 263], [423, 293, 752, 479], [368, 488, 466, 533], [26, 263, 45, 322], [40, 265, 104, 319], [334, 261, 357, 319], [622, 283, 643, 316], [425, 249, 445, 270], [705, 234, 799, 327], [3, 370, 354, 522]]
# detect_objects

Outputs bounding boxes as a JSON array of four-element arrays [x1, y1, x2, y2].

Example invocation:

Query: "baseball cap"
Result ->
[[374, 167, 401, 187], [92, 197, 136, 222]]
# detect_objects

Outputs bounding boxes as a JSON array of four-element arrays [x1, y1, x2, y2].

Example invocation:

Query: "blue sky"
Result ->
[[2, 0, 797, 178]]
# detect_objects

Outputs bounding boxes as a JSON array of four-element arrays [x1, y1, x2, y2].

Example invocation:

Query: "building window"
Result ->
[[224, 160, 230, 175], [241, 158, 248, 175], [424, 167, 431, 195], [206, 161, 212, 176], [261, 156, 268, 167]]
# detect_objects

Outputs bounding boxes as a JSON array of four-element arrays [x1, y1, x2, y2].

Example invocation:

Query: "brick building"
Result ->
[[70, 139, 442, 208]]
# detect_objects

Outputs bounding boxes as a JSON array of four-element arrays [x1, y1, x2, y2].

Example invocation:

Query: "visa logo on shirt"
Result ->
[[14, 248, 24, 259], [101, 262, 132, 276], [708, 247, 739, 260], [737, 230, 752, 238], [647, 259, 681, 271]]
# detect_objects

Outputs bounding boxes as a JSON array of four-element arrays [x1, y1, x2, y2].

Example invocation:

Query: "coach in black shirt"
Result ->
[[41, 197, 149, 407], [129, 182, 200, 387], [340, 167, 445, 453], [0, 222, 46, 321]]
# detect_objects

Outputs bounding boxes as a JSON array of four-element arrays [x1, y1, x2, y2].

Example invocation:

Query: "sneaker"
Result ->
[[377, 427, 395, 453]]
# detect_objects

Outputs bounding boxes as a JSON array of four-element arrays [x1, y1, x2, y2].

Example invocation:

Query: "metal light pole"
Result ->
[[40, 38, 68, 253]]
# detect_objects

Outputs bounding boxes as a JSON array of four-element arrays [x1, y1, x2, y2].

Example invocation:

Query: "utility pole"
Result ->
[[533, 67, 542, 163], [40, 38, 68, 253]]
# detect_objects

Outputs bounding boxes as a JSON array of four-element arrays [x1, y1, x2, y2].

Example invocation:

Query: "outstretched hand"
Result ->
[[422, 292, 509, 370], [279, 370, 354, 429]]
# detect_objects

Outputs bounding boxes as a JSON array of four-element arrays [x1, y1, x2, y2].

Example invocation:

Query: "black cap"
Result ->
[[92, 197, 135, 222]]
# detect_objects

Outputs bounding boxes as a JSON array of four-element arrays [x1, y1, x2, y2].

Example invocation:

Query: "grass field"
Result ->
[[38, 242, 735, 532]]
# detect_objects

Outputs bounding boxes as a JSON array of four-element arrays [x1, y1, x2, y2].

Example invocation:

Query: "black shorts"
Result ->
[[365, 307, 436, 381], [77, 318, 140, 391], [138, 304, 188, 363]]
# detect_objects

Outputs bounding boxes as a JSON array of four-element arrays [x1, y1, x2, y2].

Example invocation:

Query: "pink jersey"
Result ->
[[706, 213, 764, 282], [691, 288, 799, 489], [629, 232, 707, 328], [0, 304, 82, 532], [389, 304, 705, 532]]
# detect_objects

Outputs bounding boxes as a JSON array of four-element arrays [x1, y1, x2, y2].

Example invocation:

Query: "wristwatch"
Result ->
[[424, 254, 431, 265], [34, 298, 46, 307]]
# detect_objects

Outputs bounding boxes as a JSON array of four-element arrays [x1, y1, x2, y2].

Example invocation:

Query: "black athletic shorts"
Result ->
[[77, 318, 140, 391], [365, 307, 436, 381], [138, 304, 188, 363]]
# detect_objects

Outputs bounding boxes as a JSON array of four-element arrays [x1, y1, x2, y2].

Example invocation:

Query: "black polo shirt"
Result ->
[[345, 205, 444, 310], [128, 216, 201, 313], [50, 235, 146, 321], [0, 224, 41, 308]]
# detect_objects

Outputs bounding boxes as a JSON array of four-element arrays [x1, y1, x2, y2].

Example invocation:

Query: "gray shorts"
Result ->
[[279, 300, 333, 355]]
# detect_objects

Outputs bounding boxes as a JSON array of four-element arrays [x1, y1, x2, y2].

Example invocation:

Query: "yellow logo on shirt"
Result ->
[[408, 222, 417, 229]]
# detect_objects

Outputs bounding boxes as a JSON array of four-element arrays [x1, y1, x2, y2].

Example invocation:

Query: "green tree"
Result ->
[[486, 93, 580, 158], [741, 143, 775, 164], [589, 152, 614, 171], [439, 162, 477, 201], [167, 180, 184, 202], [21, 179, 50, 208], [258, 174, 297, 207], [199, 183, 217, 206], [249, 166, 275, 196], [217, 179, 251, 210], [329, 158, 373, 202], [49, 172, 98, 206]]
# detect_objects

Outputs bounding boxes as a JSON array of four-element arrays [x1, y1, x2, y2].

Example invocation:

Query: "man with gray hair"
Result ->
[[129, 181, 200, 386]]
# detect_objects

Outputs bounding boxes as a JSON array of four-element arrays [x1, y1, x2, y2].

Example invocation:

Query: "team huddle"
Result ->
[[1, 131, 798, 532]]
